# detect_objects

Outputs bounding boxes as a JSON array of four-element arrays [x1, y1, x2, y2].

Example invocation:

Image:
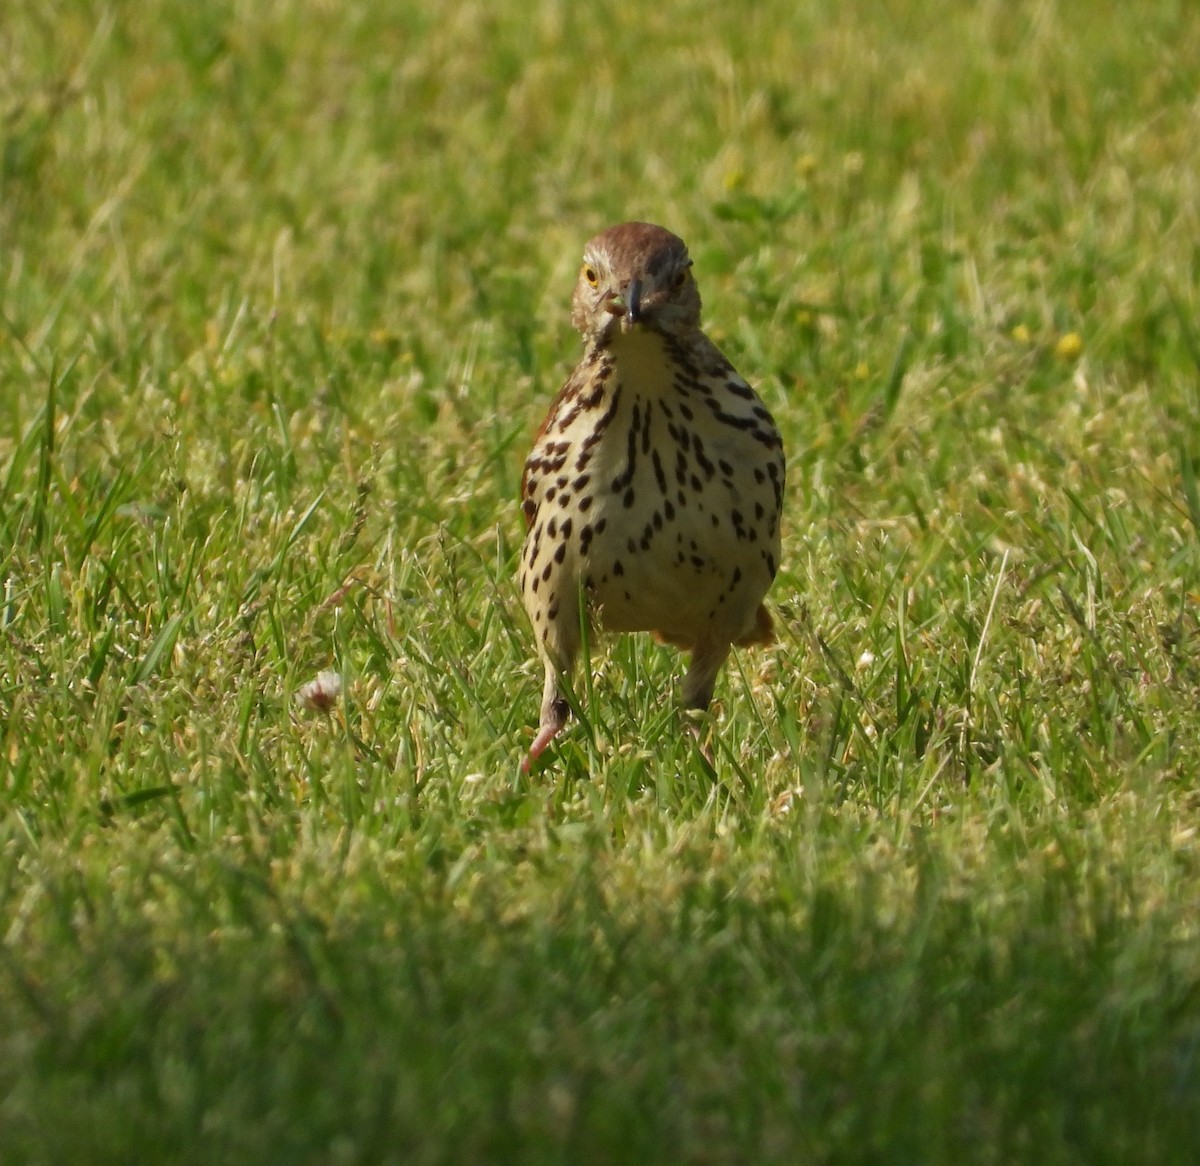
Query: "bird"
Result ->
[[518, 221, 785, 768]]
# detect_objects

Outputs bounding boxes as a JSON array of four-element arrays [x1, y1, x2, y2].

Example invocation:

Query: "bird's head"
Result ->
[[570, 222, 702, 344]]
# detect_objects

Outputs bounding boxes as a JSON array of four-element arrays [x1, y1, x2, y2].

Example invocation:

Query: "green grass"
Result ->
[[3, 0, 1200, 1161]]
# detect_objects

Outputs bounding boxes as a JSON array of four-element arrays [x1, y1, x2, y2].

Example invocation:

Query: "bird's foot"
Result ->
[[523, 693, 571, 772], [522, 722, 562, 773], [683, 707, 716, 769]]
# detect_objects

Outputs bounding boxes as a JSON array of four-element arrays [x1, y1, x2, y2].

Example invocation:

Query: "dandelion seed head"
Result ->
[[296, 670, 342, 711]]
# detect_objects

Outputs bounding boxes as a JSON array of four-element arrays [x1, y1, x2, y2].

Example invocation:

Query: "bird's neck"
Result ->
[[617, 328, 673, 397], [589, 325, 687, 394]]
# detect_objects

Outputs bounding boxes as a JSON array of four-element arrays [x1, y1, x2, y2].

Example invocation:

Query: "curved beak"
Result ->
[[625, 278, 644, 326]]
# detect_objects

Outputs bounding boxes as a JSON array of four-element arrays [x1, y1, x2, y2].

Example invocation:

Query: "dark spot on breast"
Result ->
[[652, 451, 667, 494]]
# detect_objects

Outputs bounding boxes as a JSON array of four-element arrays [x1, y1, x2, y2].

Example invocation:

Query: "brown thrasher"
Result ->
[[519, 222, 784, 767]]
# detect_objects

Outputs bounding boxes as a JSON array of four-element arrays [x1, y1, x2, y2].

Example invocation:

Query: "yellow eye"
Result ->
[[583, 266, 599, 286]]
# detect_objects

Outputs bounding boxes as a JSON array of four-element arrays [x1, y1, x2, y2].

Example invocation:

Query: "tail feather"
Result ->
[[735, 603, 775, 647]]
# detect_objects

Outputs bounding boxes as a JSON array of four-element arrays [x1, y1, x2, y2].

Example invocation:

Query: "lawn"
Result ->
[[2, 0, 1200, 1161]]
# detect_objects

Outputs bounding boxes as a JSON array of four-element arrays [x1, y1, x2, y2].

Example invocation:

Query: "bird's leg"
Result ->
[[681, 637, 732, 713], [524, 664, 571, 771], [523, 602, 581, 771], [680, 636, 733, 766]]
